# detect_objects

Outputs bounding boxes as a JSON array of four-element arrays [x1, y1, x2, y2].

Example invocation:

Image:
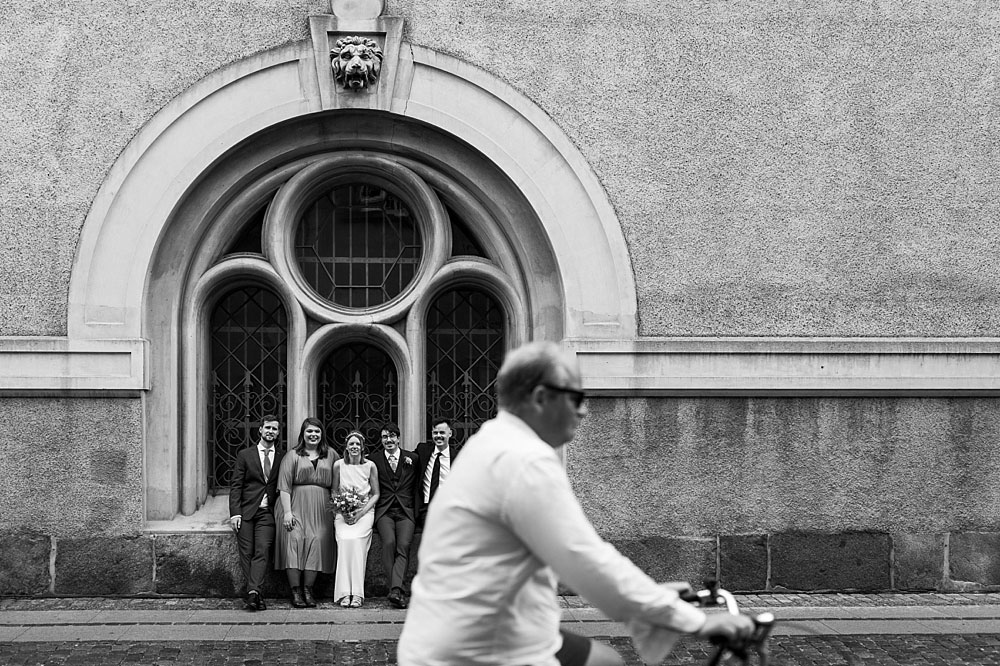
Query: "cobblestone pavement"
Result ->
[[5, 595, 1000, 664], [3, 635, 1000, 665]]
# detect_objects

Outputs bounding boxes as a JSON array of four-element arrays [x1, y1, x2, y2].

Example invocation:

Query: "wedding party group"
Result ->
[[228, 413, 458, 611]]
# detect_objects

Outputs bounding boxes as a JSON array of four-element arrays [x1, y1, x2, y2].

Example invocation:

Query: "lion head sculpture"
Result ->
[[331, 36, 384, 91]]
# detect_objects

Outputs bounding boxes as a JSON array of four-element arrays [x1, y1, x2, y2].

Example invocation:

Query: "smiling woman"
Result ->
[[274, 417, 339, 608]]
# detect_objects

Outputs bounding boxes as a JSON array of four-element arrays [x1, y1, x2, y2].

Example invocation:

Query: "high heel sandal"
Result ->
[[349, 595, 362, 608], [339, 596, 351, 608]]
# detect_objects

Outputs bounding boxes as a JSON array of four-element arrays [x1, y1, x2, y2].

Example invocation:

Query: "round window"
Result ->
[[293, 184, 422, 308]]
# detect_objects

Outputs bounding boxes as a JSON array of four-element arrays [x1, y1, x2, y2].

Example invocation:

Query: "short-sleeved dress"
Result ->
[[274, 450, 338, 572]]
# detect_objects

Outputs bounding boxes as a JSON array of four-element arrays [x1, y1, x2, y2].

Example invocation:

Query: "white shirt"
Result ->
[[397, 411, 705, 666], [422, 445, 451, 503], [257, 443, 274, 509]]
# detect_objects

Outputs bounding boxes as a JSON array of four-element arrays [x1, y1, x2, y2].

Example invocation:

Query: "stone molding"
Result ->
[[5, 336, 1000, 395], [0, 338, 146, 393], [568, 337, 1000, 395]]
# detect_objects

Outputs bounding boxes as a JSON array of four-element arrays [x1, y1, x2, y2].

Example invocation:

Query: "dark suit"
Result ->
[[229, 444, 285, 594], [371, 448, 420, 594], [415, 441, 460, 526]]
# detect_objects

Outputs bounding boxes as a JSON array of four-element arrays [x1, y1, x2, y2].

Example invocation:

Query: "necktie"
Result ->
[[263, 449, 272, 477], [389, 454, 397, 472], [429, 452, 441, 502]]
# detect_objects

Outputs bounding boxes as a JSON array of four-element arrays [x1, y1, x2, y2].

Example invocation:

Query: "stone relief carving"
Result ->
[[331, 36, 384, 90]]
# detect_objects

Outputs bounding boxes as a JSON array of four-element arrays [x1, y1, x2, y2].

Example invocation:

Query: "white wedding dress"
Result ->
[[333, 460, 375, 602]]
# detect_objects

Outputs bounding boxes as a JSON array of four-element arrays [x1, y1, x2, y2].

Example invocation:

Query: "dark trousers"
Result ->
[[236, 509, 275, 594], [376, 507, 414, 593]]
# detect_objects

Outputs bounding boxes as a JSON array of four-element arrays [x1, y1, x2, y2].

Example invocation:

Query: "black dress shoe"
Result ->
[[291, 586, 307, 608], [256, 595, 267, 611], [246, 590, 260, 612], [303, 586, 317, 608], [388, 588, 405, 609]]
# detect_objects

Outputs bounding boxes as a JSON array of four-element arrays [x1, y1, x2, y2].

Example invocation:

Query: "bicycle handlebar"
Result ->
[[680, 580, 775, 666]]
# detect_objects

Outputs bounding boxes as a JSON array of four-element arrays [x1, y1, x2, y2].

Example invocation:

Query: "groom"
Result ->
[[371, 422, 420, 609]]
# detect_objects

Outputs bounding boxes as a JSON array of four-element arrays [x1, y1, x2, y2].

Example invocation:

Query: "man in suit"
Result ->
[[229, 415, 284, 612], [371, 421, 420, 609], [416, 416, 461, 527]]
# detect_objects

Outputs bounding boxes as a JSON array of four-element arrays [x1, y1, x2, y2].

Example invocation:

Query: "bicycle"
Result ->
[[680, 580, 776, 666]]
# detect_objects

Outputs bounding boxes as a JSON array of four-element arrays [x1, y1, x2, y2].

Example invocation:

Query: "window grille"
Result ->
[[426, 287, 504, 446], [318, 342, 399, 454], [208, 286, 288, 490], [294, 184, 421, 308]]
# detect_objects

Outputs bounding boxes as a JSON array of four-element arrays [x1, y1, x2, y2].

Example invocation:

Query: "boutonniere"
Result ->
[[403, 456, 413, 466]]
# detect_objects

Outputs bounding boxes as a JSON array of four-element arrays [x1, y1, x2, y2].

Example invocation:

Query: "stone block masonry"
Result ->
[[4, 530, 1000, 596]]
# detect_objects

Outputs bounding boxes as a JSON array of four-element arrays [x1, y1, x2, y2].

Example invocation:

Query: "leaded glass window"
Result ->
[[426, 287, 504, 446], [209, 286, 288, 490]]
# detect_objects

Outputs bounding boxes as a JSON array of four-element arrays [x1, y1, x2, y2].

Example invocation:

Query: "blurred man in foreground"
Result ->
[[398, 341, 753, 666]]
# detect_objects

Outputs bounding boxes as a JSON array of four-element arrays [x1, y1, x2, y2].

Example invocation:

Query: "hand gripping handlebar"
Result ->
[[679, 580, 775, 666]]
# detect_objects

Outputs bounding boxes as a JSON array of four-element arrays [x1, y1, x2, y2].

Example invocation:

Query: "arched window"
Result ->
[[194, 150, 528, 500], [426, 287, 504, 445], [208, 286, 287, 490], [319, 342, 398, 453]]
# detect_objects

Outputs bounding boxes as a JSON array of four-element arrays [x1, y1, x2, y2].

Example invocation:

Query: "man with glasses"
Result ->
[[398, 341, 752, 666], [372, 422, 420, 609]]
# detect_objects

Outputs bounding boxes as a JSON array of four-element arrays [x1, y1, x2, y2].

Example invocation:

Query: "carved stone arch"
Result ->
[[75, 39, 635, 521]]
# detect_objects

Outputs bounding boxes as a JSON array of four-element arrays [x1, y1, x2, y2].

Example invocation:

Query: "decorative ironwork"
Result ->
[[319, 343, 399, 454], [208, 287, 288, 491], [426, 288, 504, 446], [294, 183, 421, 309]]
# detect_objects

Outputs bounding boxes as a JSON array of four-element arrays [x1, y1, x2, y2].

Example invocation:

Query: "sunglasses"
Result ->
[[540, 383, 586, 408]]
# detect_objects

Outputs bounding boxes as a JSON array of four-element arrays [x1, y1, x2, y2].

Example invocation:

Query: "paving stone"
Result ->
[[719, 534, 767, 591], [3, 636, 1000, 665], [950, 532, 1000, 586], [771, 532, 891, 591], [893, 533, 945, 590], [54, 536, 154, 595], [0, 531, 50, 595]]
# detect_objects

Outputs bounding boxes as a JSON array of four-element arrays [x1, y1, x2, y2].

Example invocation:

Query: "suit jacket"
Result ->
[[415, 440, 461, 521], [229, 444, 285, 521], [371, 448, 420, 524]]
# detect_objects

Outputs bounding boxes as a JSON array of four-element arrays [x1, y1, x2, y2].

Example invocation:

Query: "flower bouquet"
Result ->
[[331, 487, 367, 515]]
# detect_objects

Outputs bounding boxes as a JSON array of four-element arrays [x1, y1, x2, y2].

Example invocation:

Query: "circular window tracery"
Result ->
[[294, 184, 421, 308], [264, 152, 450, 324]]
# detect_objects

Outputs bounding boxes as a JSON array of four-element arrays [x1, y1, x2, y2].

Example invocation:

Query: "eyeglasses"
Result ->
[[540, 383, 586, 408]]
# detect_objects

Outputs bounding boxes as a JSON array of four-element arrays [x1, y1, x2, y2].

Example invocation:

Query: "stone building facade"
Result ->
[[2, 0, 999, 596]]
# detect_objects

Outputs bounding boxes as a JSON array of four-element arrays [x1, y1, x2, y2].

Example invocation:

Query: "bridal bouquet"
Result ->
[[331, 487, 367, 515]]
